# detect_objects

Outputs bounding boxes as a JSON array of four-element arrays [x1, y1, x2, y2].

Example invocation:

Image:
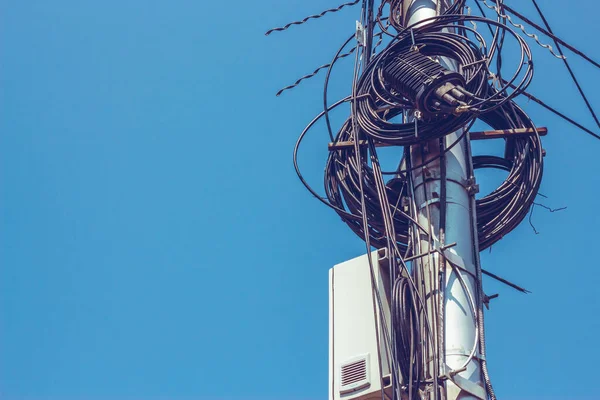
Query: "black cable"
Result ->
[[345, 15, 534, 147], [276, 4, 587, 399], [529, 0, 600, 130], [325, 92, 542, 252], [502, 79, 600, 140], [265, 0, 360, 35], [502, 3, 600, 70], [277, 32, 385, 97], [481, 268, 531, 293]]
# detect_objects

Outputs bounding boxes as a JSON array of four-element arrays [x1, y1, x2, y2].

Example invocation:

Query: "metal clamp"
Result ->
[[355, 21, 365, 45], [466, 177, 479, 195], [448, 372, 487, 399]]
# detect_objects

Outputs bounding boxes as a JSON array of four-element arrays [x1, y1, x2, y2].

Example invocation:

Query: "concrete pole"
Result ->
[[402, 1, 487, 399]]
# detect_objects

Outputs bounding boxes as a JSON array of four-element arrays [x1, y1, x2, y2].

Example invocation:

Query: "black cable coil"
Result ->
[[318, 15, 540, 251], [325, 97, 543, 251]]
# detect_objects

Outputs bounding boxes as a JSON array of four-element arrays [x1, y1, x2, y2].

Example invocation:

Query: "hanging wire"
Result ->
[[529, 0, 600, 129], [268, 0, 600, 398], [265, 0, 360, 36]]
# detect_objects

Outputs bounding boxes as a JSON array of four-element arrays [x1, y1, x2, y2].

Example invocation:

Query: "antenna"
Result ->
[[266, 0, 598, 398]]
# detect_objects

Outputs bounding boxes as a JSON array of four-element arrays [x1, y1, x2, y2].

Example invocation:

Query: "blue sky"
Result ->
[[1, 1, 599, 399]]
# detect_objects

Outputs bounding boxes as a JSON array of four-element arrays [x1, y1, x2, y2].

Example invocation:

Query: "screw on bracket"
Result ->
[[402, 196, 410, 212], [466, 177, 479, 195], [483, 293, 499, 310], [355, 21, 366, 46]]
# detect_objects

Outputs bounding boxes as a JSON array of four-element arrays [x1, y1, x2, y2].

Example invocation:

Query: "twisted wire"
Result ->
[[276, 32, 384, 96], [275, 2, 600, 398], [502, 3, 600, 70], [276, 48, 357, 96], [476, 0, 566, 59], [529, 0, 600, 130], [265, 0, 360, 36]]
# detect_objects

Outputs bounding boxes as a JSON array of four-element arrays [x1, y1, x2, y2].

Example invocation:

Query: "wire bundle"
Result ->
[[476, 104, 544, 250], [281, 2, 562, 399], [323, 16, 540, 251], [318, 12, 541, 399], [392, 274, 423, 399], [325, 101, 543, 252]]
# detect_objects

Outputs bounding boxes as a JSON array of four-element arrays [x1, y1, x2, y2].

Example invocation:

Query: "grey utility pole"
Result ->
[[403, 1, 488, 399]]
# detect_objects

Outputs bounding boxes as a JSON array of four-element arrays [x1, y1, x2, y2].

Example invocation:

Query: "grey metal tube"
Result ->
[[403, 1, 488, 399]]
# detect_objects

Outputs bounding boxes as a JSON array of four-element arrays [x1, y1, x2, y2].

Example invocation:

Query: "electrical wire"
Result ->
[[529, 0, 600, 130], [265, 0, 360, 36], [269, 0, 600, 398], [502, 3, 600, 70], [290, 9, 543, 399]]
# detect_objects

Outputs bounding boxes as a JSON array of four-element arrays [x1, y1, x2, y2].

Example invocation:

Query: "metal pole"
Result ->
[[403, 1, 487, 399]]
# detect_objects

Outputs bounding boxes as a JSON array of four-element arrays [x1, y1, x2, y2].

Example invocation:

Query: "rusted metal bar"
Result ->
[[470, 127, 548, 140], [328, 140, 392, 151], [327, 127, 548, 151]]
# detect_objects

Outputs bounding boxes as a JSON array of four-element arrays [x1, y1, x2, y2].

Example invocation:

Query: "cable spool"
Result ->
[[292, 14, 541, 250], [323, 99, 542, 251]]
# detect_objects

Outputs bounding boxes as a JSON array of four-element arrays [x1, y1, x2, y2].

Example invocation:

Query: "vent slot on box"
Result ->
[[339, 355, 370, 394]]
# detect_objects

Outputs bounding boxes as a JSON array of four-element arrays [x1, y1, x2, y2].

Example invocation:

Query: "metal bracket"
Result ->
[[419, 197, 440, 211], [327, 127, 548, 151], [483, 293, 499, 310], [355, 21, 366, 46], [401, 196, 410, 212], [445, 347, 486, 362], [440, 248, 478, 280], [447, 371, 487, 400], [466, 177, 479, 195], [403, 242, 457, 263], [411, 167, 468, 191]]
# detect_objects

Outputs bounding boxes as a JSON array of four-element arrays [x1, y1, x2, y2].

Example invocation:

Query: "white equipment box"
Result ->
[[329, 250, 393, 400]]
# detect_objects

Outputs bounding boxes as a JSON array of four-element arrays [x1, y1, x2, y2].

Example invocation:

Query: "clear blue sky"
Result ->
[[1, 1, 599, 399]]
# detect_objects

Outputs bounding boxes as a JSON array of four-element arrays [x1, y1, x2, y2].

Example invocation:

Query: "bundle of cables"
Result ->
[[392, 274, 423, 399], [290, 10, 543, 400], [322, 15, 541, 251], [325, 98, 543, 251], [351, 15, 534, 145]]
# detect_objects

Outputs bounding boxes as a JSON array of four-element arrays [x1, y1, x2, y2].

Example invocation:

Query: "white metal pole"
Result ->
[[403, 1, 487, 399]]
